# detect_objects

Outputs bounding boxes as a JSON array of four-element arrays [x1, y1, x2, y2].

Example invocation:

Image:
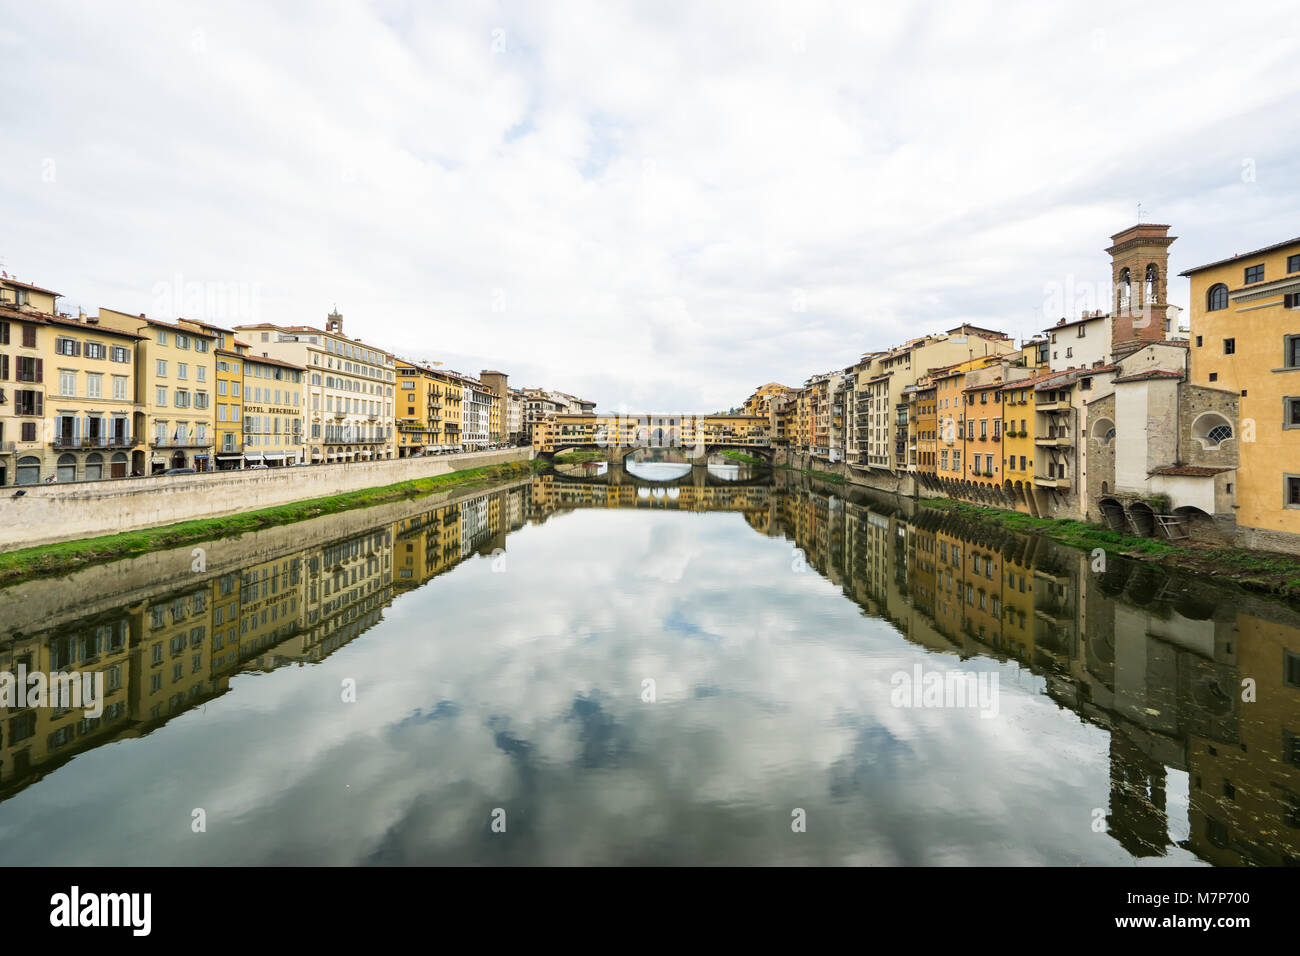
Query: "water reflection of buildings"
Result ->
[[0, 483, 528, 802], [2, 475, 1298, 866], [761, 477, 1300, 867]]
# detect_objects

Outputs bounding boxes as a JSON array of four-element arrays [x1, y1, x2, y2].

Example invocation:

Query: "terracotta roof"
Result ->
[[0, 277, 61, 296], [0, 308, 147, 339], [1180, 235, 1300, 276], [179, 318, 235, 334], [1113, 369, 1184, 384], [43, 314, 147, 340], [1149, 465, 1233, 477], [1001, 368, 1071, 391], [962, 378, 1003, 391], [104, 312, 218, 336]]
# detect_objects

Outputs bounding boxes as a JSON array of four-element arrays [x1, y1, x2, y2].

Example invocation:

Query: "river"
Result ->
[[0, 463, 1295, 865]]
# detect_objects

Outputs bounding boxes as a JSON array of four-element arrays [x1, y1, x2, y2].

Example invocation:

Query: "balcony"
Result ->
[[1034, 474, 1071, 488], [1035, 400, 1071, 413], [52, 434, 138, 448], [1034, 434, 1072, 448]]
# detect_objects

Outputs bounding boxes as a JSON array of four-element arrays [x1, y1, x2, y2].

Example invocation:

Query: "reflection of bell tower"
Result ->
[[1105, 223, 1176, 356], [326, 307, 343, 335], [1107, 731, 1169, 858]]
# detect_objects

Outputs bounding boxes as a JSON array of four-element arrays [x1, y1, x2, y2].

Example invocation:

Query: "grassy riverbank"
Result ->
[[552, 450, 608, 464], [720, 449, 768, 466], [921, 497, 1300, 602], [0, 458, 548, 587]]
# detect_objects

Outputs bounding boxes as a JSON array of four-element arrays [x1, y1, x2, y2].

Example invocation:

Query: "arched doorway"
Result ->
[[111, 452, 128, 479], [85, 453, 104, 481], [170, 451, 187, 469]]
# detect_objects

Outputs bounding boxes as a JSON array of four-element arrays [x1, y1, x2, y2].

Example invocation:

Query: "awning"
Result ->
[[244, 454, 263, 462], [216, 454, 242, 460], [264, 452, 285, 460]]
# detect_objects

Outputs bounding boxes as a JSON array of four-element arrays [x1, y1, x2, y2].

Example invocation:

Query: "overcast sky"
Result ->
[[3, 1, 1298, 412]]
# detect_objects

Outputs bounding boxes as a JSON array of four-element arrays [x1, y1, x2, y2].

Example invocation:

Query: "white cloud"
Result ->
[[3, 0, 1298, 411]]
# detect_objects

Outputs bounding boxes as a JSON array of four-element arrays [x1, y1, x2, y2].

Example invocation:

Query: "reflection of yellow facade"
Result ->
[[132, 584, 217, 721], [0, 616, 132, 789]]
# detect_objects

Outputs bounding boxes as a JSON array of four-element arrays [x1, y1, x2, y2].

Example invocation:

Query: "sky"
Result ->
[[2, 0, 1298, 412]]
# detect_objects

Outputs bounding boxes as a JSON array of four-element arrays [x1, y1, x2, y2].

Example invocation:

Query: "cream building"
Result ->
[[234, 310, 394, 464]]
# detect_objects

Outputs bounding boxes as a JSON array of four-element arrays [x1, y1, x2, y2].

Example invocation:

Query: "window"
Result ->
[[59, 370, 76, 396], [1207, 284, 1229, 311], [1206, 423, 1232, 445], [156, 359, 167, 377], [1065, 347, 1073, 358], [1209, 372, 1218, 382], [85, 342, 106, 360], [177, 362, 188, 379], [55, 337, 80, 356], [1288, 475, 1300, 509], [1196, 335, 1203, 347], [175, 334, 190, 350], [1245, 264, 1264, 284], [1224, 338, 1235, 355], [156, 388, 167, 406], [112, 375, 128, 400], [1287, 398, 1300, 430], [86, 373, 102, 398], [110, 345, 131, 363], [1078, 324, 1086, 337], [1287, 335, 1300, 369], [1289, 254, 1300, 274], [157, 330, 168, 346]]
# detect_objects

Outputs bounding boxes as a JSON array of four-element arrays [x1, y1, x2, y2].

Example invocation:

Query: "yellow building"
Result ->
[[2, 279, 143, 484], [97, 309, 218, 474], [214, 347, 244, 467], [934, 366, 966, 483], [395, 359, 434, 457], [1001, 373, 1044, 511], [1183, 236, 1300, 551], [42, 314, 145, 482], [241, 352, 306, 466], [913, 378, 937, 476]]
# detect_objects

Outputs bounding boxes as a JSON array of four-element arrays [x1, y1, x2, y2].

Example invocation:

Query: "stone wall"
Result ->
[[0, 447, 532, 552], [0, 476, 533, 639]]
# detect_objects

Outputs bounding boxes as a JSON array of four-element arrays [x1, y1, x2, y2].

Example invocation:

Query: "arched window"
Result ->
[[1192, 412, 1234, 449], [85, 453, 104, 481], [57, 453, 77, 482], [15, 456, 40, 485], [1103, 427, 1116, 441], [1207, 283, 1229, 311], [1118, 268, 1132, 312], [1144, 264, 1158, 304], [1206, 423, 1232, 445]]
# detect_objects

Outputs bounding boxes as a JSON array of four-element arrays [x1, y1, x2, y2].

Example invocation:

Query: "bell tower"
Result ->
[[1105, 223, 1176, 354], [326, 307, 343, 335]]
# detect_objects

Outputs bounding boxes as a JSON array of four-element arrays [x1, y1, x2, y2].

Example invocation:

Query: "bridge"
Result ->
[[548, 459, 775, 489], [531, 412, 775, 464]]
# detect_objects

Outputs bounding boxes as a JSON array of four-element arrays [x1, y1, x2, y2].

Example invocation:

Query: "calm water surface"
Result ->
[[0, 465, 1296, 865]]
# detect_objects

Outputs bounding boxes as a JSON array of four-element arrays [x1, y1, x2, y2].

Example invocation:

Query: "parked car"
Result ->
[[161, 467, 197, 476], [247, 463, 269, 470]]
